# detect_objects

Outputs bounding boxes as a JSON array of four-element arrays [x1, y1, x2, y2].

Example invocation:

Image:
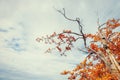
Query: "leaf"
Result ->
[[90, 43, 98, 51], [61, 70, 69, 75], [56, 46, 62, 52], [66, 46, 71, 50], [58, 34, 66, 40]]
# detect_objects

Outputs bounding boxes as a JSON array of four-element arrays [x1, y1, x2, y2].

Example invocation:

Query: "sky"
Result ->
[[0, 0, 120, 80]]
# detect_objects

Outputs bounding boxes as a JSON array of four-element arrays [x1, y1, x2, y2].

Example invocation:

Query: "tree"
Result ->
[[36, 8, 120, 80]]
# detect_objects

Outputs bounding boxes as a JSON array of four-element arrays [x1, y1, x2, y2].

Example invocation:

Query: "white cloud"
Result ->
[[0, 46, 84, 80]]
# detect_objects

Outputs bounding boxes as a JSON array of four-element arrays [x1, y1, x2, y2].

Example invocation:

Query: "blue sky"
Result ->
[[0, 0, 120, 80]]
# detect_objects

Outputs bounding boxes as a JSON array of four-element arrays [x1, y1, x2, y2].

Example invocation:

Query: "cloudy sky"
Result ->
[[0, 0, 120, 80]]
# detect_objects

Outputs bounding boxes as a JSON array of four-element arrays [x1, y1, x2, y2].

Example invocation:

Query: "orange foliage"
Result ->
[[90, 43, 99, 52], [37, 18, 120, 79], [106, 18, 120, 29]]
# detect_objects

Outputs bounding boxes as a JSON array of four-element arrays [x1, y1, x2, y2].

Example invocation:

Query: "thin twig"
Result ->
[[77, 48, 88, 53], [98, 23, 106, 29], [56, 8, 77, 21]]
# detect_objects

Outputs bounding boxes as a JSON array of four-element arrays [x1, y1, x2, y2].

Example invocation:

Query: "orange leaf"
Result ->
[[90, 43, 98, 51]]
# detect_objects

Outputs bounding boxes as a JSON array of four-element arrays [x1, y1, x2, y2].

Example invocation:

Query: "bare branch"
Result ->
[[56, 8, 87, 48], [56, 8, 77, 21], [77, 48, 88, 53], [98, 23, 106, 29], [76, 19, 87, 47]]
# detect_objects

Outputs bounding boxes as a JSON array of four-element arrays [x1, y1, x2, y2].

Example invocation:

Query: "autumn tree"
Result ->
[[36, 8, 120, 80]]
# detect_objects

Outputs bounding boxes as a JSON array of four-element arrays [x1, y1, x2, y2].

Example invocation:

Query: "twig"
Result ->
[[98, 23, 106, 29]]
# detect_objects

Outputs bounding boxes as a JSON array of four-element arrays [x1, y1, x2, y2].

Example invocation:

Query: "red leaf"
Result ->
[[58, 34, 66, 40], [56, 46, 62, 52], [66, 46, 71, 50]]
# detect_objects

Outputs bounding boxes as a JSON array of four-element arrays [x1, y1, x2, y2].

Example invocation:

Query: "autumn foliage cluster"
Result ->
[[36, 9, 120, 80]]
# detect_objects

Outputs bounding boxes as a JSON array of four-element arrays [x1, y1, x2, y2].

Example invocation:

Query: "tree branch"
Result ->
[[56, 8, 87, 47]]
